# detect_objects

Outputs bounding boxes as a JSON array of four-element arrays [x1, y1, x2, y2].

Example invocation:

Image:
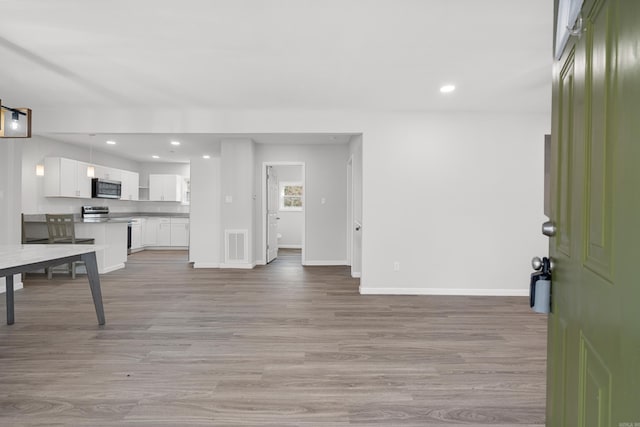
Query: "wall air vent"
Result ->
[[225, 229, 248, 264]]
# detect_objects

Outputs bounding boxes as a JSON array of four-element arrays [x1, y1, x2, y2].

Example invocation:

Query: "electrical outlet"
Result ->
[[393, 261, 400, 271]]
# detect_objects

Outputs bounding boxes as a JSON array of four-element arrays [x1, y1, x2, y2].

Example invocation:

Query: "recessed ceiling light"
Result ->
[[202, 155, 211, 159], [152, 155, 160, 159], [440, 84, 456, 93], [106, 140, 116, 145], [171, 141, 181, 146]]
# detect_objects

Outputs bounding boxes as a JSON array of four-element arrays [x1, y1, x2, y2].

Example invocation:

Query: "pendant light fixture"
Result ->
[[35, 133, 45, 176], [0, 99, 32, 138], [87, 137, 95, 177], [10, 111, 19, 130]]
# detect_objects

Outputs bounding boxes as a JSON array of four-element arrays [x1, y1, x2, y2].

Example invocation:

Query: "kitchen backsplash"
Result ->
[[24, 196, 189, 215]]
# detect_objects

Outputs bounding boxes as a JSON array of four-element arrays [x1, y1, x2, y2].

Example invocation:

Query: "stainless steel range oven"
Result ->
[[81, 205, 110, 222]]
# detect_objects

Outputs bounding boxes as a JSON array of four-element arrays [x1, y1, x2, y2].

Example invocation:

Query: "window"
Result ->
[[280, 182, 303, 211]]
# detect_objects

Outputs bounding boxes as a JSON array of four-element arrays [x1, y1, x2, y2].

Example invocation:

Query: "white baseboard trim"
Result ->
[[255, 260, 266, 266], [193, 262, 220, 269], [359, 286, 529, 297], [303, 260, 348, 266], [102, 263, 125, 274], [0, 281, 24, 294], [351, 272, 362, 278], [219, 263, 256, 270], [278, 244, 302, 249], [143, 246, 188, 250]]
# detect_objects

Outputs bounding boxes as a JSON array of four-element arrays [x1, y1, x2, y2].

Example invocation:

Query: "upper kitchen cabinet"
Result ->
[[94, 165, 122, 182], [149, 174, 182, 202], [120, 170, 139, 201], [45, 156, 140, 200], [44, 157, 92, 198], [94, 165, 138, 200]]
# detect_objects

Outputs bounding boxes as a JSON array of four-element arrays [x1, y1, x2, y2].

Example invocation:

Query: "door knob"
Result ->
[[532, 256, 553, 272], [531, 256, 543, 271], [542, 221, 557, 237]]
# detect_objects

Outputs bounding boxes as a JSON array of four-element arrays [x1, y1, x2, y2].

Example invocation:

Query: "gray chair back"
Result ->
[[45, 214, 77, 243]]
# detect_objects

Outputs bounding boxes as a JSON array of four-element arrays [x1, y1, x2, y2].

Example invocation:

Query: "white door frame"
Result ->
[[260, 161, 306, 265], [346, 156, 354, 268], [266, 165, 279, 264]]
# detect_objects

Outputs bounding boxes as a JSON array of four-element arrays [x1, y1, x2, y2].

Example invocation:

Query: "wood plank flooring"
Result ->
[[0, 249, 547, 426]]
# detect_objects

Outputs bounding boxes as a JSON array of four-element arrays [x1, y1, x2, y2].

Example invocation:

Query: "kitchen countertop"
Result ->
[[24, 213, 190, 223], [109, 212, 190, 219]]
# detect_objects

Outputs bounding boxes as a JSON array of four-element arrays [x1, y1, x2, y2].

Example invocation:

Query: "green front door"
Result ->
[[547, 0, 640, 425]]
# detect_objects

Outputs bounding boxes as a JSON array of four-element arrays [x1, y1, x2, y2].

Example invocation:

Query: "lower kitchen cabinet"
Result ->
[[130, 218, 144, 252], [142, 218, 160, 246], [157, 218, 171, 246], [170, 218, 189, 247], [141, 217, 189, 248]]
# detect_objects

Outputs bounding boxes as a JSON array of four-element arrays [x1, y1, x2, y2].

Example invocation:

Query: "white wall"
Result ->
[[255, 144, 348, 265], [0, 139, 23, 293], [33, 107, 549, 295], [273, 165, 303, 248], [189, 156, 221, 267], [138, 162, 190, 187], [221, 139, 255, 266], [361, 112, 548, 295], [22, 136, 189, 214]]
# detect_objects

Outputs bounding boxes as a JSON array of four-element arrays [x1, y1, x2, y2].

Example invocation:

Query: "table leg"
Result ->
[[80, 252, 105, 325], [5, 275, 14, 325]]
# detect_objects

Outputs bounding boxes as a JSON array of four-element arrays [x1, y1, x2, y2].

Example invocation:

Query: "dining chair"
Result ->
[[45, 214, 95, 279]]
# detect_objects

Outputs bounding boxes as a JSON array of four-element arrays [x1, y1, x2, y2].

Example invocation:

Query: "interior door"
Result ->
[[266, 166, 279, 263], [547, 0, 640, 424]]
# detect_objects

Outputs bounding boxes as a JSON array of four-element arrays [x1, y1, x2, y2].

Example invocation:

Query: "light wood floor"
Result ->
[[1, 249, 547, 426]]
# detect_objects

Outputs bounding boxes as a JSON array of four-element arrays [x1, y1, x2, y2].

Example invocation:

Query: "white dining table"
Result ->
[[0, 244, 106, 325]]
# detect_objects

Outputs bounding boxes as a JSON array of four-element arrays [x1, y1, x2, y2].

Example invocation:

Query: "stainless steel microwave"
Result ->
[[91, 178, 121, 199]]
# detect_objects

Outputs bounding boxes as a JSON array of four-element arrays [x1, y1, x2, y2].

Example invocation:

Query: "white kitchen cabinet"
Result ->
[[149, 174, 182, 202], [120, 170, 139, 201], [94, 165, 121, 182], [44, 157, 92, 198], [75, 221, 127, 274], [182, 176, 190, 204], [45, 157, 143, 200], [130, 218, 143, 251], [143, 218, 160, 246], [170, 218, 189, 246], [141, 217, 189, 248], [157, 218, 171, 246], [76, 161, 93, 198]]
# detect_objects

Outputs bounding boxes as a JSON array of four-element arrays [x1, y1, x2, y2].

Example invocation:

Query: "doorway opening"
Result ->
[[261, 162, 306, 265]]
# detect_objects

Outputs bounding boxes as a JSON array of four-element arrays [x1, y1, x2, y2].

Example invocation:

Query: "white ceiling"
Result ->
[[43, 132, 354, 163], [0, 0, 552, 160]]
